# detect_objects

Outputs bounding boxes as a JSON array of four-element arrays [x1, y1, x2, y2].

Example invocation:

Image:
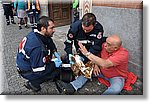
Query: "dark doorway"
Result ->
[[48, 0, 72, 27]]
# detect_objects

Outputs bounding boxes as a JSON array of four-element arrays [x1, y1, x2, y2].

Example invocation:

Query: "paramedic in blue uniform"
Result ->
[[63, 13, 105, 64], [16, 16, 62, 92], [56, 13, 107, 94]]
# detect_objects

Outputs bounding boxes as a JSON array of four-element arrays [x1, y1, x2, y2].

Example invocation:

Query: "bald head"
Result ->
[[108, 34, 122, 47], [104, 34, 122, 53]]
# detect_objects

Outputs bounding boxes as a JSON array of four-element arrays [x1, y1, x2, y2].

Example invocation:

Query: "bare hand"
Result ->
[[78, 42, 88, 55], [93, 65, 101, 76]]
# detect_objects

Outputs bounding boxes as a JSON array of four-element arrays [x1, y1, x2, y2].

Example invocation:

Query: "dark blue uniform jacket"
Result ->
[[16, 31, 57, 80], [64, 20, 104, 58]]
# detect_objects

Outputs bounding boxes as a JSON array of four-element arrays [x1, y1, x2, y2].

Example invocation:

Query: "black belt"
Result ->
[[17, 69, 33, 74]]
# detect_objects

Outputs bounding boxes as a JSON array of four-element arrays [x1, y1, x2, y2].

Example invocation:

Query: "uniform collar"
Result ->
[[34, 29, 44, 35], [34, 29, 49, 45]]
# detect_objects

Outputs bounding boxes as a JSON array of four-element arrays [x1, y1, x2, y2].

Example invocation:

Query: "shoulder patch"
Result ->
[[68, 33, 74, 39], [43, 57, 46, 63], [19, 37, 27, 52], [97, 32, 102, 39]]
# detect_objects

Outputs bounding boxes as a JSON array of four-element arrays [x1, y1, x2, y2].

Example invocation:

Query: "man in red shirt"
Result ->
[[56, 34, 129, 95], [80, 34, 129, 95]]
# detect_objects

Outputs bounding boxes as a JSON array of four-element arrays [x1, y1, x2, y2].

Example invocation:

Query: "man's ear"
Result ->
[[41, 27, 46, 31], [114, 46, 119, 51], [94, 22, 97, 26]]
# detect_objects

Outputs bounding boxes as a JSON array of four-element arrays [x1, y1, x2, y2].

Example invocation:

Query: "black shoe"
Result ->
[[19, 26, 22, 30], [55, 80, 75, 95], [25, 25, 29, 29], [11, 21, 16, 24], [7, 22, 10, 25], [6, 20, 10, 25], [24, 81, 41, 92]]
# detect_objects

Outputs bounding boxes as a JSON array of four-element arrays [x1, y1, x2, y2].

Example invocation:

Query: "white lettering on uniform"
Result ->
[[89, 34, 97, 37]]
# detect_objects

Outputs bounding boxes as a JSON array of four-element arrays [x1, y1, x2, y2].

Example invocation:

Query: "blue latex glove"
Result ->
[[52, 58, 62, 68], [54, 52, 61, 60], [80, 56, 84, 62], [69, 54, 84, 65]]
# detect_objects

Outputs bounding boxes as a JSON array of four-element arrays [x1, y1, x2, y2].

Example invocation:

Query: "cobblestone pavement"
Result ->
[[0, 4, 142, 95]]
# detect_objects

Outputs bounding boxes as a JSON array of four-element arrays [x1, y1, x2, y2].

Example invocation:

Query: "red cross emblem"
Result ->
[[19, 37, 27, 51]]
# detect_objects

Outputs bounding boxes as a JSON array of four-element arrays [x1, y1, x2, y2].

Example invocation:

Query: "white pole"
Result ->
[[79, 0, 92, 19]]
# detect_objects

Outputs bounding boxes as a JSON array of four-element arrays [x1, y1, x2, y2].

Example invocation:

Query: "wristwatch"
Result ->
[[85, 52, 91, 57]]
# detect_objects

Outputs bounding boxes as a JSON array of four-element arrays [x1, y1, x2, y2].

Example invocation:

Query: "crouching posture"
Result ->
[[16, 16, 62, 92], [56, 35, 129, 95]]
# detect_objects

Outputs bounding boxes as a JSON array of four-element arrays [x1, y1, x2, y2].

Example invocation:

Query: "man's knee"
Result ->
[[103, 85, 123, 95], [103, 77, 124, 95]]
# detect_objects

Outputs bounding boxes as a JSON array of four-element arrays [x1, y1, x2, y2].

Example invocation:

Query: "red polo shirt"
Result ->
[[100, 43, 129, 79]]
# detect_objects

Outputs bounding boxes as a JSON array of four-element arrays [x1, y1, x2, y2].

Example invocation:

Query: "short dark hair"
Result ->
[[82, 13, 96, 27], [37, 16, 54, 31]]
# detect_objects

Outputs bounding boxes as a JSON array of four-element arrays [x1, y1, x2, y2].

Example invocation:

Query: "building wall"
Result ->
[[92, 0, 143, 9], [39, 0, 49, 16], [92, 6, 143, 79]]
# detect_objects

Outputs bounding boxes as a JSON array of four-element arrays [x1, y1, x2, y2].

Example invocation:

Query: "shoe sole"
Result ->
[[55, 81, 75, 95], [55, 81, 66, 94], [19, 27, 22, 30], [24, 82, 41, 92], [24, 82, 32, 90]]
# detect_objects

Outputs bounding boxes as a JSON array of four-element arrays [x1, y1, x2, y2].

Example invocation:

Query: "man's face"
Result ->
[[82, 24, 94, 33], [44, 21, 55, 37], [104, 37, 117, 53]]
